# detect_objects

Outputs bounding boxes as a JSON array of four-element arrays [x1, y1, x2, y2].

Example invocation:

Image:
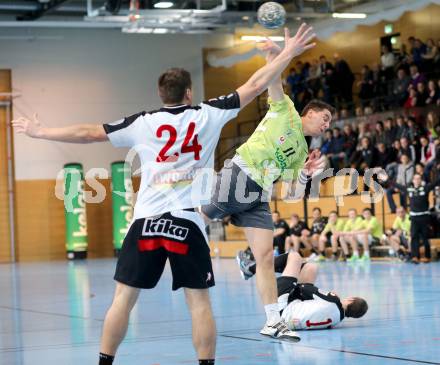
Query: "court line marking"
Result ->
[[220, 334, 440, 365]]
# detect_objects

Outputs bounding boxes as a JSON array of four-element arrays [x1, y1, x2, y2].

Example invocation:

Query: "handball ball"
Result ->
[[257, 2, 286, 29]]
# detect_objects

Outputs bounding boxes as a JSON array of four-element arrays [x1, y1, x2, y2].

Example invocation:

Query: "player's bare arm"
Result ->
[[12, 113, 108, 143], [237, 24, 316, 108], [261, 38, 284, 102]]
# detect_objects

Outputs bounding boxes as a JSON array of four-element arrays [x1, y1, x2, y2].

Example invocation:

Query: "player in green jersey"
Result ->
[[202, 39, 335, 340]]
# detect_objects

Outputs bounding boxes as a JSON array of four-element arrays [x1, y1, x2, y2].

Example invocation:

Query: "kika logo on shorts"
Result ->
[[142, 219, 189, 241]]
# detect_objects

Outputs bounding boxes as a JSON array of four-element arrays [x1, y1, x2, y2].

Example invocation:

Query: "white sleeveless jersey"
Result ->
[[104, 93, 240, 219], [279, 292, 343, 330]]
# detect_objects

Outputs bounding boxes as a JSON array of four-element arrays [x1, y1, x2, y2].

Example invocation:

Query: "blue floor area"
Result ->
[[1, 258, 440, 365]]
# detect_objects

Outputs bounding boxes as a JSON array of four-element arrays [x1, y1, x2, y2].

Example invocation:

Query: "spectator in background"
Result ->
[[409, 64, 426, 89], [426, 80, 439, 105], [308, 208, 328, 256], [339, 209, 364, 261], [426, 111, 440, 141], [320, 129, 334, 156], [334, 53, 354, 107], [407, 117, 421, 142], [422, 38, 439, 73], [381, 45, 396, 81], [327, 127, 346, 168], [397, 44, 411, 70], [317, 211, 345, 262], [371, 62, 386, 107], [319, 55, 333, 76], [384, 118, 397, 146], [358, 65, 374, 107], [285, 214, 311, 255], [349, 137, 375, 173], [273, 211, 289, 255], [386, 206, 411, 261], [385, 153, 414, 213], [376, 142, 395, 169], [400, 137, 416, 162], [416, 82, 428, 107], [342, 124, 358, 157], [323, 67, 337, 105], [372, 121, 386, 146], [404, 88, 418, 109], [408, 37, 427, 67], [419, 135, 436, 165], [415, 162, 429, 183], [347, 208, 383, 263], [393, 69, 410, 106], [286, 67, 303, 105], [395, 115, 410, 140], [307, 59, 322, 96]]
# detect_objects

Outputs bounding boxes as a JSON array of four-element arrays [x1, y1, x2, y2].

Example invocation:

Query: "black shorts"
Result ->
[[114, 209, 215, 291], [277, 276, 298, 297], [201, 160, 273, 230]]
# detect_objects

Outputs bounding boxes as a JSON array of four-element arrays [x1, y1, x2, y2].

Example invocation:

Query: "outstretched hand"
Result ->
[[259, 38, 282, 63], [283, 23, 316, 58], [11, 113, 43, 138], [303, 149, 325, 176]]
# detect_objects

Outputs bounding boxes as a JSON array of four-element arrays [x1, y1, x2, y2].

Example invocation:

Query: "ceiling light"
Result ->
[[153, 28, 168, 34], [154, 2, 173, 9], [332, 12, 367, 19], [241, 35, 284, 42]]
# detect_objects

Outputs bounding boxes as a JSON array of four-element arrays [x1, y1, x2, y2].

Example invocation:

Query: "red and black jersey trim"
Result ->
[[148, 105, 201, 115], [103, 111, 146, 134]]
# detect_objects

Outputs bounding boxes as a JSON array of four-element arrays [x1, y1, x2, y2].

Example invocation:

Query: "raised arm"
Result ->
[[236, 24, 315, 108], [260, 39, 284, 102], [12, 114, 108, 143]]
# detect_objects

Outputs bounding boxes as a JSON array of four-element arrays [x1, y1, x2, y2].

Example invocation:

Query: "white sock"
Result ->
[[264, 303, 281, 325], [353, 251, 359, 257], [364, 251, 370, 257]]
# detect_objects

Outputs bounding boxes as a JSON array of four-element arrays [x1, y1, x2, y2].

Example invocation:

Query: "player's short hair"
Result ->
[[273, 210, 280, 215], [313, 207, 321, 213], [158, 68, 192, 104], [329, 210, 338, 216], [362, 208, 372, 214], [301, 100, 336, 117], [345, 297, 368, 318]]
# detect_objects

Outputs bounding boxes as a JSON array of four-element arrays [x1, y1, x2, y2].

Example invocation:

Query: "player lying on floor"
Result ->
[[237, 251, 368, 330]]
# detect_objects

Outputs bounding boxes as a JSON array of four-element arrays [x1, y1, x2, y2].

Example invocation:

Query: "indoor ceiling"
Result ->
[[0, 0, 386, 33]]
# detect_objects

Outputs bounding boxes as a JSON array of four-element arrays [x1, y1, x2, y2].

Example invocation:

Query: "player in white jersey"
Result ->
[[12, 25, 316, 365], [237, 251, 368, 330]]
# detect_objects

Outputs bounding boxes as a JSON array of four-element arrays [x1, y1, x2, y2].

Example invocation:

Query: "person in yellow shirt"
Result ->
[[338, 208, 364, 262], [345, 208, 383, 262], [314, 211, 345, 262], [386, 206, 411, 261]]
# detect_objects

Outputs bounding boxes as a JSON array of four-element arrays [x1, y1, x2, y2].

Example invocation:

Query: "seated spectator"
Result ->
[[407, 117, 421, 142], [308, 207, 328, 255], [385, 154, 414, 213], [376, 142, 395, 169], [285, 214, 311, 255], [317, 211, 345, 262], [338, 208, 364, 261], [395, 115, 409, 140], [384, 118, 397, 146], [425, 80, 439, 106], [404, 87, 418, 108], [419, 135, 436, 165], [327, 127, 346, 168], [372, 121, 386, 145], [408, 64, 426, 89], [320, 129, 334, 156], [415, 162, 430, 183], [400, 137, 416, 162], [392, 69, 410, 106], [409, 38, 427, 68], [426, 111, 440, 141], [385, 206, 411, 261], [346, 208, 383, 262], [415, 82, 428, 107], [349, 137, 375, 174], [342, 124, 358, 157], [273, 211, 289, 255], [286, 67, 303, 105]]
